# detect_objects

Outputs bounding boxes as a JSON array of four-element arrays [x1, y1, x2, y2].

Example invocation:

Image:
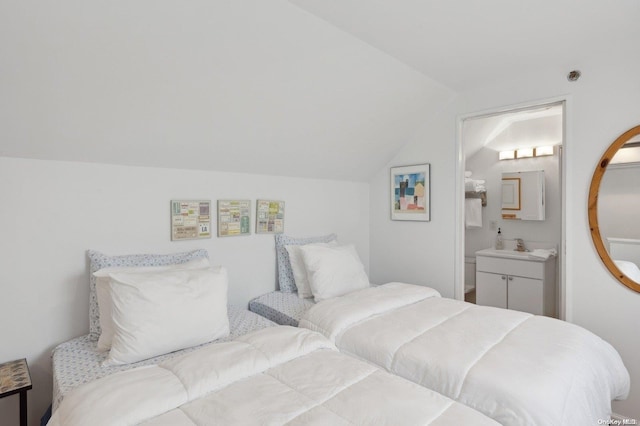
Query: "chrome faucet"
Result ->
[[515, 239, 526, 252]]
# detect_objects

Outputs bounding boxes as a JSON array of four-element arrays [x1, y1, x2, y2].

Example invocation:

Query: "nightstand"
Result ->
[[0, 359, 32, 426]]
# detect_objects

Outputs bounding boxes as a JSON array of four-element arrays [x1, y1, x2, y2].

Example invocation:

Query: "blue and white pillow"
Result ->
[[87, 249, 209, 340], [275, 234, 337, 293]]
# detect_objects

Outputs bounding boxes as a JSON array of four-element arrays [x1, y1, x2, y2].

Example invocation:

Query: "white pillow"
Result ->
[[286, 241, 338, 299], [93, 257, 211, 352], [299, 244, 369, 302], [614, 260, 640, 282], [104, 266, 229, 366]]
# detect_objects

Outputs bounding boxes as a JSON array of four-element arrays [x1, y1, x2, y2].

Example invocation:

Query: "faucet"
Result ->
[[515, 239, 526, 252]]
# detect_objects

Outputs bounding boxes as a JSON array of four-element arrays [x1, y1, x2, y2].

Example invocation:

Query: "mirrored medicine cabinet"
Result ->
[[501, 170, 545, 221]]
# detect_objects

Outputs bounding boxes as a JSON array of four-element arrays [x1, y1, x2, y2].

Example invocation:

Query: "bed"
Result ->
[[52, 249, 277, 411], [248, 291, 314, 326], [247, 232, 362, 327], [49, 247, 502, 425], [261, 235, 630, 425], [298, 283, 630, 425], [49, 326, 499, 426], [51, 305, 275, 411]]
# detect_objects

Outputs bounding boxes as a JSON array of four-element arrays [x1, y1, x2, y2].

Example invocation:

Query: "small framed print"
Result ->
[[391, 164, 430, 221], [171, 200, 212, 241], [217, 200, 251, 237], [256, 200, 285, 234]]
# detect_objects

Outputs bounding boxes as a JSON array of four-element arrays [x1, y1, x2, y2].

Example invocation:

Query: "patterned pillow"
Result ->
[[87, 249, 209, 340], [275, 234, 337, 293]]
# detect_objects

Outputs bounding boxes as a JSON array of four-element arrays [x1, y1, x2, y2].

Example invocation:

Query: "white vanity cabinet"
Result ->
[[475, 249, 556, 317]]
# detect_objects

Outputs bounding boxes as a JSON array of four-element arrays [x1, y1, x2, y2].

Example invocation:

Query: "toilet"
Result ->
[[465, 256, 476, 302]]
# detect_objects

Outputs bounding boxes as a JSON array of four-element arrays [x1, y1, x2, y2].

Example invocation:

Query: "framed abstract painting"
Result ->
[[390, 164, 430, 221]]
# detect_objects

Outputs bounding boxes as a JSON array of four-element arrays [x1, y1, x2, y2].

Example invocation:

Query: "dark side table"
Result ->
[[0, 359, 32, 426]]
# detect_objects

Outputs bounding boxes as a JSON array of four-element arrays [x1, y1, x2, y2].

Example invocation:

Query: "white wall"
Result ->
[[369, 64, 640, 419], [369, 104, 458, 297], [0, 157, 370, 425], [465, 147, 562, 256]]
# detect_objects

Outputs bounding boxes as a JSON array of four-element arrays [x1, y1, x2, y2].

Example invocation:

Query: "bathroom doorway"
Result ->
[[456, 100, 566, 318]]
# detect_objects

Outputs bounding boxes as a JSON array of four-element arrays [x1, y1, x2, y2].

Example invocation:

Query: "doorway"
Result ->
[[456, 100, 566, 319]]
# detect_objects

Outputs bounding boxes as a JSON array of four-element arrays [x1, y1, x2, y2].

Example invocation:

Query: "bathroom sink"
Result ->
[[475, 248, 545, 261]]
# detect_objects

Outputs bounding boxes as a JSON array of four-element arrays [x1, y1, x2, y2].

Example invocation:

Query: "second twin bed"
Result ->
[[247, 234, 630, 425]]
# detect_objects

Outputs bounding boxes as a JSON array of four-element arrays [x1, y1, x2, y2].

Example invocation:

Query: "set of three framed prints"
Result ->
[[170, 199, 285, 241]]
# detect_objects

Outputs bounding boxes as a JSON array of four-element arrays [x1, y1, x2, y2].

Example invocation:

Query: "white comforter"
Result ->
[[48, 326, 498, 426], [299, 283, 631, 426]]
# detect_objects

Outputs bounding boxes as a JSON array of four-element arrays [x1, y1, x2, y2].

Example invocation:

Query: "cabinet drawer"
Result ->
[[476, 256, 544, 279]]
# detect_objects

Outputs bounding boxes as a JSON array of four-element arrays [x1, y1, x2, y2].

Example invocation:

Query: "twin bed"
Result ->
[[249, 291, 312, 327], [51, 325, 497, 425], [253, 284, 629, 425], [48, 240, 630, 425], [249, 234, 630, 425], [51, 305, 274, 412], [49, 247, 498, 425]]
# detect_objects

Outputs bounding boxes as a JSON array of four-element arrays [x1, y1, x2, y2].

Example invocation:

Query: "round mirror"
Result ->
[[589, 125, 640, 292]]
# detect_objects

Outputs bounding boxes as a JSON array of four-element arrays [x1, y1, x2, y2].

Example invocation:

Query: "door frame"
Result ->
[[454, 95, 572, 321]]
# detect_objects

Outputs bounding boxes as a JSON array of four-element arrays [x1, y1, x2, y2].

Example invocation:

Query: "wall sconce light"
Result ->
[[499, 145, 555, 160], [499, 150, 516, 160]]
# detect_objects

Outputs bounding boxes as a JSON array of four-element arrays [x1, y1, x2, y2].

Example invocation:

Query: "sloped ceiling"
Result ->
[[463, 104, 563, 161], [1, 1, 638, 181], [0, 1, 452, 181], [289, 0, 640, 91]]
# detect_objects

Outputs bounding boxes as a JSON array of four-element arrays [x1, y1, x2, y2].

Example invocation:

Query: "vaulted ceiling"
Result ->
[[289, 0, 640, 92], [1, 1, 638, 181]]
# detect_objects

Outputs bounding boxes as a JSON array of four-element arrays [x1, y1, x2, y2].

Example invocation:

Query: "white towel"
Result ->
[[464, 179, 486, 192], [465, 198, 482, 229], [529, 248, 557, 259]]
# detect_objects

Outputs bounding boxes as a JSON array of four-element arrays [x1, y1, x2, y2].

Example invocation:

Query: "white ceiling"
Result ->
[[463, 104, 564, 160], [1, 1, 638, 181], [289, 0, 640, 91]]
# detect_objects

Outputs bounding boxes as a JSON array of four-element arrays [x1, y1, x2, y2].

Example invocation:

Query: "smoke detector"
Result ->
[[567, 70, 581, 82]]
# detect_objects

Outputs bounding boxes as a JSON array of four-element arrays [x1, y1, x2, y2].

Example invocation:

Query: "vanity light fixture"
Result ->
[[499, 146, 556, 160], [534, 146, 554, 157], [499, 150, 516, 160], [516, 148, 534, 158]]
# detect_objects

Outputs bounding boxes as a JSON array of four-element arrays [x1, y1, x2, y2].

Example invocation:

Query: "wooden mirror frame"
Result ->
[[588, 124, 640, 292]]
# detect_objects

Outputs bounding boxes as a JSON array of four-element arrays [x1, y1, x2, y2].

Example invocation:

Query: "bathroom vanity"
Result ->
[[475, 248, 557, 317]]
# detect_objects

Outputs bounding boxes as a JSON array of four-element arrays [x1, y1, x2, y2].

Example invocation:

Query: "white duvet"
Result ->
[[48, 326, 498, 426], [299, 283, 631, 426]]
